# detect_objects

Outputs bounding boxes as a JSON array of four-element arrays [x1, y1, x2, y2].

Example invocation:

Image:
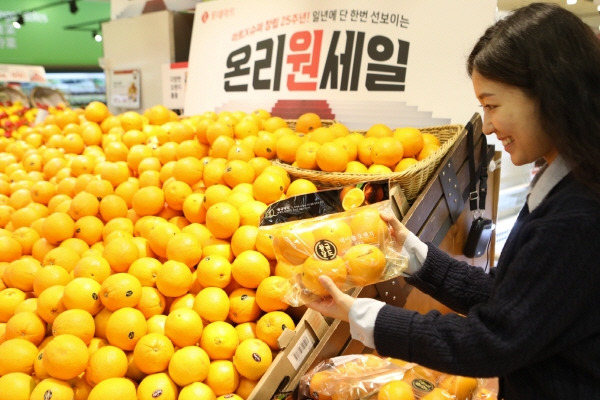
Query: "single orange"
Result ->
[[252, 173, 285, 205], [36, 285, 67, 324], [193, 287, 230, 323], [164, 307, 204, 348], [85, 345, 128, 386], [228, 287, 262, 324], [133, 332, 175, 374], [204, 360, 240, 400], [0, 371, 36, 400], [41, 211, 75, 245], [343, 243, 387, 286], [168, 346, 211, 387], [99, 272, 143, 311], [301, 255, 347, 297], [232, 338, 273, 380], [366, 123, 393, 138], [255, 311, 296, 350], [349, 206, 389, 245], [165, 232, 202, 268], [393, 127, 424, 158], [32, 264, 71, 297], [200, 321, 239, 360], [172, 156, 204, 187], [295, 112, 322, 134], [256, 275, 291, 312], [155, 259, 193, 298], [394, 157, 419, 172], [135, 286, 166, 319], [4, 311, 46, 346], [102, 235, 140, 273], [131, 186, 165, 217], [316, 142, 348, 172], [205, 202, 240, 240], [62, 276, 103, 315], [105, 307, 148, 351], [417, 143, 441, 161], [295, 141, 321, 170], [357, 137, 377, 166], [371, 137, 404, 168], [196, 255, 232, 289], [0, 338, 38, 375], [87, 377, 137, 400], [29, 377, 75, 400], [128, 256, 163, 287], [84, 101, 109, 123], [231, 250, 270, 289], [51, 308, 95, 344], [43, 334, 90, 380]]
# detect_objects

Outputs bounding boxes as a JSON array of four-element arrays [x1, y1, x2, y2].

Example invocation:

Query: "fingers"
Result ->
[[380, 212, 405, 233], [317, 275, 343, 298]]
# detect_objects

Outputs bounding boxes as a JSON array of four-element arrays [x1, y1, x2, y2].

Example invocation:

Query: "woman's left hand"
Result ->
[[305, 275, 356, 322]]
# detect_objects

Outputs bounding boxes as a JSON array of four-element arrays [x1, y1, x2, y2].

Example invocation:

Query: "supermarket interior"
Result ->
[[1, 1, 600, 399]]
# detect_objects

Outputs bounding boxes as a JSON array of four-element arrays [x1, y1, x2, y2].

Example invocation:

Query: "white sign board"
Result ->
[[111, 69, 141, 109], [0, 64, 46, 83], [161, 62, 188, 110], [184, 0, 495, 129]]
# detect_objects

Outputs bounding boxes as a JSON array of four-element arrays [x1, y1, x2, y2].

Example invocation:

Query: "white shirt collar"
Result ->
[[527, 155, 570, 211]]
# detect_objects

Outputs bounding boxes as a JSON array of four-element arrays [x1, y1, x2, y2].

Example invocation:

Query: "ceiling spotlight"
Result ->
[[92, 30, 102, 42], [69, 0, 78, 14], [12, 14, 24, 29]]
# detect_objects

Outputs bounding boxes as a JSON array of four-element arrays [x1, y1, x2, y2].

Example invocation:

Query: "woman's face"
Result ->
[[472, 71, 558, 165]]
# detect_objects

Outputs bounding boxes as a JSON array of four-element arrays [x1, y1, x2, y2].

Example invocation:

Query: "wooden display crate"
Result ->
[[248, 112, 499, 400]]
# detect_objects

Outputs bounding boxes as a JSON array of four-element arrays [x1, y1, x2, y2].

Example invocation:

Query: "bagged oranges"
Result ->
[[265, 201, 408, 306]]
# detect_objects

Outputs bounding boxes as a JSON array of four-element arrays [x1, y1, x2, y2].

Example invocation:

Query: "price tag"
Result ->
[[162, 62, 188, 110]]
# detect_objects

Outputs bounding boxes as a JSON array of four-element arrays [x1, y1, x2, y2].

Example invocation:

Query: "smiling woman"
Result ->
[[306, 4, 600, 400]]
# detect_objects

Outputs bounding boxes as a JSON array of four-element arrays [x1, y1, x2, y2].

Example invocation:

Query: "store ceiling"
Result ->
[[497, 0, 600, 32]]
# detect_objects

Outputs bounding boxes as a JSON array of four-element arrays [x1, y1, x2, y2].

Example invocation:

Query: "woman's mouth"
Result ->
[[502, 137, 514, 147]]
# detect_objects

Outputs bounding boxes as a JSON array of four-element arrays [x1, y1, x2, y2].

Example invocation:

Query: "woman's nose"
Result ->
[[481, 116, 494, 135]]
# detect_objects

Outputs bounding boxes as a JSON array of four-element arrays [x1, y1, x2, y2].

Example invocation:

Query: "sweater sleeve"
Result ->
[[372, 201, 600, 378], [405, 244, 495, 315]]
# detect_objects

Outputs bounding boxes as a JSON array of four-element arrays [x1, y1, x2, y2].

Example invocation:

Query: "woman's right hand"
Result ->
[[380, 211, 411, 249]]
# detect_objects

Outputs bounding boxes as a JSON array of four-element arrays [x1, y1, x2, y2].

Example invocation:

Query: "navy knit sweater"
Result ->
[[373, 174, 600, 399]]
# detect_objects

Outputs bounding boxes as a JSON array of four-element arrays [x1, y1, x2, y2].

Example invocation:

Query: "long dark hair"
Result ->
[[468, 3, 600, 199]]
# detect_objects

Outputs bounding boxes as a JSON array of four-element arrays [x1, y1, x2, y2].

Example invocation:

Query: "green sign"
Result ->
[[0, 0, 110, 70]]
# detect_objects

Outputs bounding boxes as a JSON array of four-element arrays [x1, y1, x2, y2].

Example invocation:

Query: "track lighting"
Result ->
[[12, 14, 24, 29], [69, 0, 78, 14], [92, 30, 102, 42]]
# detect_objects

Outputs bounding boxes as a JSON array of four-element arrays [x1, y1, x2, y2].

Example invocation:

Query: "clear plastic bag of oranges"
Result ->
[[298, 354, 493, 400], [298, 354, 412, 400], [262, 200, 408, 306]]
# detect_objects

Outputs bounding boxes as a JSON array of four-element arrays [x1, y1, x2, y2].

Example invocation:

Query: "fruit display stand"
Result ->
[[248, 112, 500, 400]]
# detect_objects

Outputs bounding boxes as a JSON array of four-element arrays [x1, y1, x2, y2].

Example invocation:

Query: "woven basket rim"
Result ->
[[274, 123, 462, 181], [273, 123, 464, 201]]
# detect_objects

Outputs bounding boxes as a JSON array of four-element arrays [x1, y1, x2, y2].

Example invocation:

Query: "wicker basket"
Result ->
[[29, 86, 69, 109], [273, 123, 463, 202], [0, 86, 30, 107]]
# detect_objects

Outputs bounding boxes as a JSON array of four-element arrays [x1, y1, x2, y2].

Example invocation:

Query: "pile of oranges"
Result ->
[[279, 112, 442, 174], [0, 103, 376, 400]]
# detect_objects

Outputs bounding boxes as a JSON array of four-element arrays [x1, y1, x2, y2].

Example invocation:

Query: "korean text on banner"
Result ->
[[184, 0, 496, 126]]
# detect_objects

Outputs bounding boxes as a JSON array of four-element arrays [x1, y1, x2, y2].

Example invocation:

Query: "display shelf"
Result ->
[[248, 113, 501, 399]]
